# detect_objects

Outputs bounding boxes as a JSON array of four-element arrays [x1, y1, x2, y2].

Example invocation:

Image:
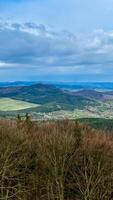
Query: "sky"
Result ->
[[0, 0, 113, 82]]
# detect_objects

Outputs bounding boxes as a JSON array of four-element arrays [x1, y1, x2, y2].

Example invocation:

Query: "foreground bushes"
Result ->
[[0, 119, 113, 200]]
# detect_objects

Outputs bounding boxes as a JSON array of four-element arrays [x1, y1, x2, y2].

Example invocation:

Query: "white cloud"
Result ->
[[0, 21, 113, 77], [0, 61, 16, 68]]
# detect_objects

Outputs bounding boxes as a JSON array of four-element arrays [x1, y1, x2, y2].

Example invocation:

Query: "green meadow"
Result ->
[[0, 98, 38, 111]]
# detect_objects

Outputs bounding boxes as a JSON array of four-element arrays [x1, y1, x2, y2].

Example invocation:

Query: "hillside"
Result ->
[[0, 83, 95, 108], [1, 83, 113, 120]]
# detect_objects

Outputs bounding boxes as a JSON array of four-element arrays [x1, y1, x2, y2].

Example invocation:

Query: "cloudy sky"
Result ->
[[1, 0, 113, 82]]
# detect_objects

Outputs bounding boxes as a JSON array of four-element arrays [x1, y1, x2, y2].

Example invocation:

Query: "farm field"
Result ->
[[0, 98, 39, 111]]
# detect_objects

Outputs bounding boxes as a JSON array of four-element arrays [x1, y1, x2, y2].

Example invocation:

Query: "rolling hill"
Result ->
[[0, 83, 95, 108], [0, 83, 113, 120]]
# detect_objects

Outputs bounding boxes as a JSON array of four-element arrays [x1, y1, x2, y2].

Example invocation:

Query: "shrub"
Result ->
[[0, 119, 113, 199]]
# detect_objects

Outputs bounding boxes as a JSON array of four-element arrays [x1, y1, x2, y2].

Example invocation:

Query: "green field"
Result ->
[[0, 98, 39, 111]]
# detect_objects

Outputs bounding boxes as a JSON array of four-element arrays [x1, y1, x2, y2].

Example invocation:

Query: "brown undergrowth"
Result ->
[[0, 119, 113, 200]]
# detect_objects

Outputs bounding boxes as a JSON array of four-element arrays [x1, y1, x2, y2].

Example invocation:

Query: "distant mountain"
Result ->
[[0, 81, 36, 87], [1, 82, 113, 90], [0, 83, 95, 111], [72, 89, 104, 100], [55, 82, 113, 90], [1, 83, 113, 118], [64, 88, 113, 101], [1, 83, 113, 120]]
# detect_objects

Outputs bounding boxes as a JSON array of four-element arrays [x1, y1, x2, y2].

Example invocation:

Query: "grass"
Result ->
[[0, 119, 113, 199], [0, 98, 39, 111]]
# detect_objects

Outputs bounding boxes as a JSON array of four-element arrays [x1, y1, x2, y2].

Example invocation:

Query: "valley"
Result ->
[[1, 83, 113, 120]]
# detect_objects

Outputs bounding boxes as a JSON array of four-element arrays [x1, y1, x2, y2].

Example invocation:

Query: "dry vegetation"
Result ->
[[0, 118, 113, 200]]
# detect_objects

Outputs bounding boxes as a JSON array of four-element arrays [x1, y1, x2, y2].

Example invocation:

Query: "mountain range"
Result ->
[[0, 83, 113, 120], [0, 83, 93, 110]]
